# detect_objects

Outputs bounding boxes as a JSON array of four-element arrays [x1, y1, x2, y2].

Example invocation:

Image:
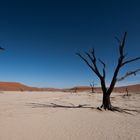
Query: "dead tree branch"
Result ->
[[76, 53, 96, 73], [99, 59, 106, 79], [76, 51, 102, 79], [117, 69, 140, 81], [122, 57, 140, 66]]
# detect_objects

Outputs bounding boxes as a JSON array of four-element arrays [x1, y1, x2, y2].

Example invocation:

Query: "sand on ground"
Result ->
[[0, 91, 140, 140]]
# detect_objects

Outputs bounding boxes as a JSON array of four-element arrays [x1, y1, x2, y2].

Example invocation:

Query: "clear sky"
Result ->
[[0, 0, 140, 88]]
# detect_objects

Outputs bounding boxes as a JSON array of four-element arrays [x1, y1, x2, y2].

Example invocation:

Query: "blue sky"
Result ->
[[0, 0, 140, 88]]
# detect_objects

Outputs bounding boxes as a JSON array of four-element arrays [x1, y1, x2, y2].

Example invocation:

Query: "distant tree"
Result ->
[[125, 88, 129, 96], [90, 81, 95, 93], [70, 87, 78, 93], [76, 32, 140, 110], [74, 87, 78, 93]]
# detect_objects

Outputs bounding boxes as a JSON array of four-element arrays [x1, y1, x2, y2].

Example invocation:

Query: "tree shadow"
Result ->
[[97, 106, 140, 115], [26, 102, 140, 115], [113, 106, 140, 114], [27, 102, 96, 109]]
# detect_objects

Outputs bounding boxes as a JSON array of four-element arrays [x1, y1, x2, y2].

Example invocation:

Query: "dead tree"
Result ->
[[76, 32, 140, 110], [74, 87, 78, 93], [71, 87, 78, 93], [90, 81, 95, 93], [125, 88, 129, 96]]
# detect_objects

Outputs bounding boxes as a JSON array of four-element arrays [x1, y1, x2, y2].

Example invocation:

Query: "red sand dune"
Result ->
[[114, 84, 140, 93], [0, 82, 32, 91], [0, 82, 61, 91], [0, 82, 139, 93]]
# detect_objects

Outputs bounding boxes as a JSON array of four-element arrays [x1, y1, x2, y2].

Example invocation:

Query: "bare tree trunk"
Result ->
[[90, 81, 95, 93], [92, 87, 94, 93], [101, 92, 112, 110], [100, 80, 112, 110], [90, 84, 94, 93]]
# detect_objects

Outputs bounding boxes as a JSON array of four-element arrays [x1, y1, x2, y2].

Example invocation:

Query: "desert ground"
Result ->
[[0, 91, 140, 140]]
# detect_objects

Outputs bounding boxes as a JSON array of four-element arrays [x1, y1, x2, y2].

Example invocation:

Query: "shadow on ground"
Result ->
[[26, 102, 140, 115], [27, 102, 96, 109]]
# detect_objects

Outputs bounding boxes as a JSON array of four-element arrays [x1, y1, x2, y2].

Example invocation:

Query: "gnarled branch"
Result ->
[[117, 69, 140, 81], [99, 59, 106, 79], [76, 50, 102, 79], [76, 53, 96, 73], [90, 49, 102, 77], [122, 57, 140, 66]]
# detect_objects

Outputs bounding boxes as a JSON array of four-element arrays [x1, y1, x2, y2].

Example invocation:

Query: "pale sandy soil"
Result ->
[[0, 91, 140, 140]]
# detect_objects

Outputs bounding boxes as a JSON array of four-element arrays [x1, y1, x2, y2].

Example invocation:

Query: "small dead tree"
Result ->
[[90, 81, 95, 93], [125, 88, 129, 96], [76, 32, 140, 110], [74, 87, 78, 93]]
